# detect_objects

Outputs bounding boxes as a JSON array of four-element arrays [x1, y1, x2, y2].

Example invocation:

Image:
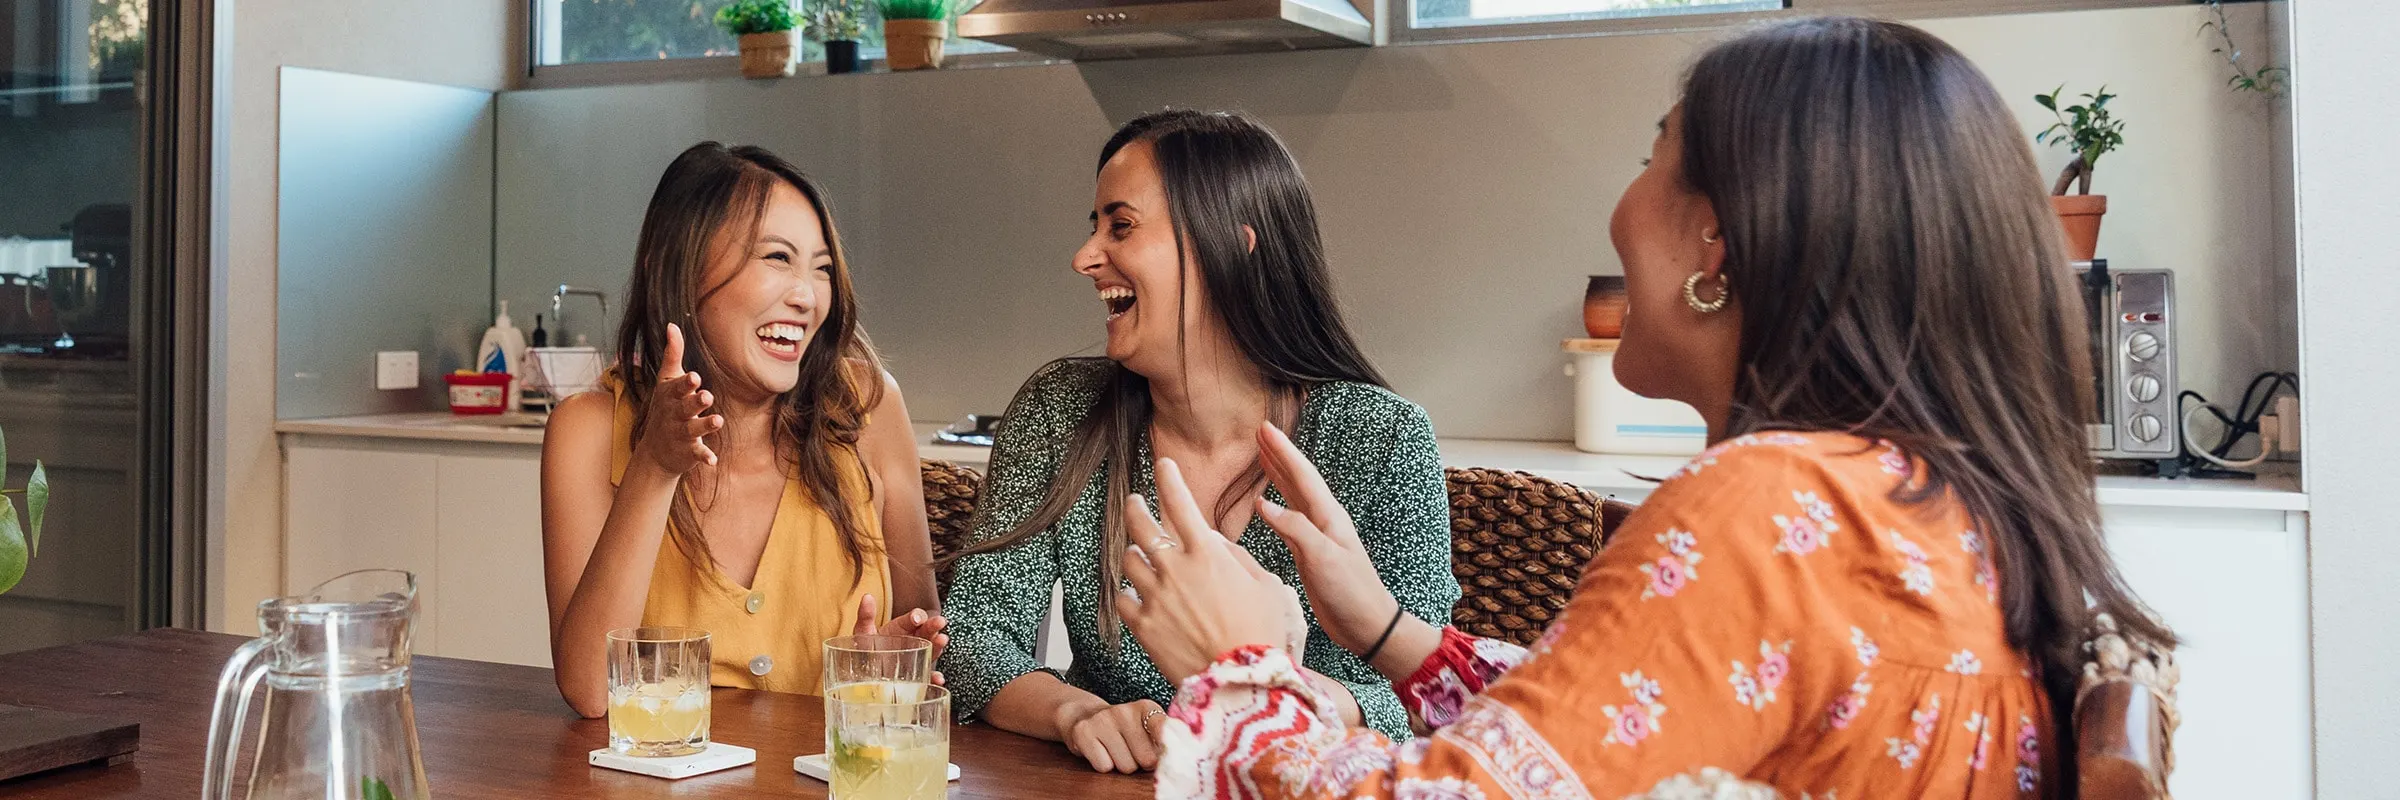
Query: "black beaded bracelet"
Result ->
[[1358, 605, 1407, 664]]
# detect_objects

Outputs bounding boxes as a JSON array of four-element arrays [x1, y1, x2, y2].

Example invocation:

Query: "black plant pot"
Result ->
[[826, 40, 861, 74]]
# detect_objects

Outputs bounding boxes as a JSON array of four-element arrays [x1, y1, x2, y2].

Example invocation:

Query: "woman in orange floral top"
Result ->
[[1109, 16, 2174, 800]]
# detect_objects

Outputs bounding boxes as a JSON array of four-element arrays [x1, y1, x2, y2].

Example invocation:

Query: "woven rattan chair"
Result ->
[[920, 459, 983, 596], [1445, 467, 1637, 647], [2076, 612, 2182, 799]]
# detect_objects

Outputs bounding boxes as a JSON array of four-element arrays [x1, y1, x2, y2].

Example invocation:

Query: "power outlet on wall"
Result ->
[[375, 351, 419, 390]]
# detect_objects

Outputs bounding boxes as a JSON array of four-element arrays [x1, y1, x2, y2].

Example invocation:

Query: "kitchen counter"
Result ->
[[277, 411, 551, 445], [274, 412, 1000, 465], [277, 412, 2306, 512], [1440, 438, 2309, 512]]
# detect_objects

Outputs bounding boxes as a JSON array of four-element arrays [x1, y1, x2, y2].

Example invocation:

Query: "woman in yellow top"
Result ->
[[541, 142, 945, 717]]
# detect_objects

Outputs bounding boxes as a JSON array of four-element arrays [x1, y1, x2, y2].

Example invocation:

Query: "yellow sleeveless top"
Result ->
[[607, 388, 892, 695]]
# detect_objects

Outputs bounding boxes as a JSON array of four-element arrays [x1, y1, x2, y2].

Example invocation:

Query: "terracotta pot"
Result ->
[[1583, 275, 1628, 339], [737, 31, 797, 79], [2052, 194, 2108, 261], [884, 19, 948, 71]]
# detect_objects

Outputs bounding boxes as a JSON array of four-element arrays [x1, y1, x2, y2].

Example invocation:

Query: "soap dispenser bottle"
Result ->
[[476, 301, 530, 412]]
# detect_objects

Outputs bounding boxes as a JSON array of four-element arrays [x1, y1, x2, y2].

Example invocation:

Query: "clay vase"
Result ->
[[737, 31, 798, 79], [1583, 275, 1628, 339], [884, 19, 947, 70], [2052, 194, 2108, 261]]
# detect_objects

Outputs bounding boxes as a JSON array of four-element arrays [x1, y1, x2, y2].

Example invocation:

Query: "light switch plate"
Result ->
[[375, 351, 419, 390]]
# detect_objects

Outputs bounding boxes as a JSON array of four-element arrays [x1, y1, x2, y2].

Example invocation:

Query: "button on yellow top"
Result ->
[[749, 654, 774, 676], [745, 591, 765, 614]]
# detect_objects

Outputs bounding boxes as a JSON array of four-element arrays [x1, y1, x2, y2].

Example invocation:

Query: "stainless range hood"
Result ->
[[956, 0, 1372, 61]]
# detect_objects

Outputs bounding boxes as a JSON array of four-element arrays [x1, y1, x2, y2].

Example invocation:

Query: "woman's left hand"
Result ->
[[1114, 458, 1307, 684], [852, 594, 950, 685]]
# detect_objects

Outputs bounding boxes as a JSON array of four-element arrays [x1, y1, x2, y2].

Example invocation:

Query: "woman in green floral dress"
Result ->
[[937, 110, 1459, 774]]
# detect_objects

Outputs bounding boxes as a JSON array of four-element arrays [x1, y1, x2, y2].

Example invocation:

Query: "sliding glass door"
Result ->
[[0, 0, 202, 652]]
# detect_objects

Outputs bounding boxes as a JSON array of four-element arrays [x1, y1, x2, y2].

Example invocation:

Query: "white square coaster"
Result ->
[[794, 753, 961, 782], [589, 742, 758, 779]]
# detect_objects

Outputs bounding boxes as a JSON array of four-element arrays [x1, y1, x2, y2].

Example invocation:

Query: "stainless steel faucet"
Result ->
[[552, 285, 609, 348]]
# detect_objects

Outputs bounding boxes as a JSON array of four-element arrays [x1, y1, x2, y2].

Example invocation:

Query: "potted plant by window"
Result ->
[[880, 0, 955, 71], [718, 0, 801, 79], [807, 0, 868, 74], [2036, 85, 2126, 261]]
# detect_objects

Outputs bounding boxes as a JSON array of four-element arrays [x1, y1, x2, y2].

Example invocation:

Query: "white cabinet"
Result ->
[[433, 455, 552, 668], [283, 446, 442, 647], [2102, 506, 2312, 800], [283, 436, 551, 667]]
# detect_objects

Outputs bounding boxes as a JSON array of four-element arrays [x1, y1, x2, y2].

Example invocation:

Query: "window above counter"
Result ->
[[520, 0, 2209, 87]]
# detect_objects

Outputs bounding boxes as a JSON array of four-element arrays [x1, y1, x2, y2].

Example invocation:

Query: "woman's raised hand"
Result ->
[[850, 593, 949, 685], [633, 323, 723, 475], [1252, 422, 1403, 657], [1114, 458, 1306, 684]]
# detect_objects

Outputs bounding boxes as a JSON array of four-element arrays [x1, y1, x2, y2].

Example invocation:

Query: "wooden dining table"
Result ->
[[0, 629, 1158, 799]]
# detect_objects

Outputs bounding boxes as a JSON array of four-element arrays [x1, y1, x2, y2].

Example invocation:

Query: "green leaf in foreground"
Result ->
[[25, 461, 43, 558], [361, 776, 397, 800], [0, 502, 25, 595]]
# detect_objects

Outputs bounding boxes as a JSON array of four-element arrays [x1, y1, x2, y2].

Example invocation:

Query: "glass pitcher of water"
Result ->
[[201, 569, 429, 800]]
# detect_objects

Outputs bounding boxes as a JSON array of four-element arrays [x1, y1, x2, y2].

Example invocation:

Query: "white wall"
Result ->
[[2287, 1, 2400, 794], [495, 4, 2288, 442], [214, 0, 515, 632]]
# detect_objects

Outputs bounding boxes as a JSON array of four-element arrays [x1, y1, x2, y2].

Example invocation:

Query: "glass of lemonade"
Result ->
[[822, 635, 933, 690], [606, 627, 711, 757], [827, 682, 949, 800]]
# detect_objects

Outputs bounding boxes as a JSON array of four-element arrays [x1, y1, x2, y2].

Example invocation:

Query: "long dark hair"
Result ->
[[614, 142, 886, 583], [1681, 18, 2171, 791], [954, 109, 1385, 649]]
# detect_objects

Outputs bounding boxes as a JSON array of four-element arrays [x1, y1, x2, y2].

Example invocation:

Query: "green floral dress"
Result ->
[[939, 358, 1460, 739]]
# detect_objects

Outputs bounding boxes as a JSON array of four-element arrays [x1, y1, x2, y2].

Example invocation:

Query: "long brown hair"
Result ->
[[1679, 17, 2171, 791], [614, 142, 887, 582], [950, 109, 1387, 650]]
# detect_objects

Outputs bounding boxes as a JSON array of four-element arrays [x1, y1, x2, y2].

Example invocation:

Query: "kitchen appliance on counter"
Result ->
[[0, 205, 133, 358], [1562, 338, 1707, 457], [2076, 260, 2179, 468], [934, 414, 1003, 447]]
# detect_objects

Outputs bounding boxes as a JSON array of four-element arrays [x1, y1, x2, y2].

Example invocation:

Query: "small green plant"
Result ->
[[878, 0, 956, 21], [805, 0, 868, 41], [2035, 85, 2126, 196], [360, 777, 397, 800], [0, 424, 52, 595], [2200, 0, 2287, 97], [715, 0, 799, 35]]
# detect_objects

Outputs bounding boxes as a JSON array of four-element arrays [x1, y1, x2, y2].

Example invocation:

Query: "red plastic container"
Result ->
[[445, 372, 513, 415]]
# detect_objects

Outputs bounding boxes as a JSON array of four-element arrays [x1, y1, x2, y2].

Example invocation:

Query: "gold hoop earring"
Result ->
[[1701, 229, 1721, 245], [1683, 270, 1730, 314]]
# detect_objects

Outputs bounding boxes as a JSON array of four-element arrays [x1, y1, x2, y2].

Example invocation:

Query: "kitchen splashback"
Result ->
[[491, 4, 2289, 440]]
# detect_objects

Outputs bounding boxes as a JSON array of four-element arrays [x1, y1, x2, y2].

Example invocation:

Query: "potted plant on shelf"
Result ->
[[717, 0, 801, 79], [2035, 84, 2126, 261], [880, 0, 956, 71], [807, 0, 869, 74]]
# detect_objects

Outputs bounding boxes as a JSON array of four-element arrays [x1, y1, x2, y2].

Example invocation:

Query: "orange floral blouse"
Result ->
[[1158, 432, 2051, 799]]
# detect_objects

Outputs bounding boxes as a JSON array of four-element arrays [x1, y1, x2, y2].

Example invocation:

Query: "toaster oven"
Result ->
[[2075, 260, 2178, 462]]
